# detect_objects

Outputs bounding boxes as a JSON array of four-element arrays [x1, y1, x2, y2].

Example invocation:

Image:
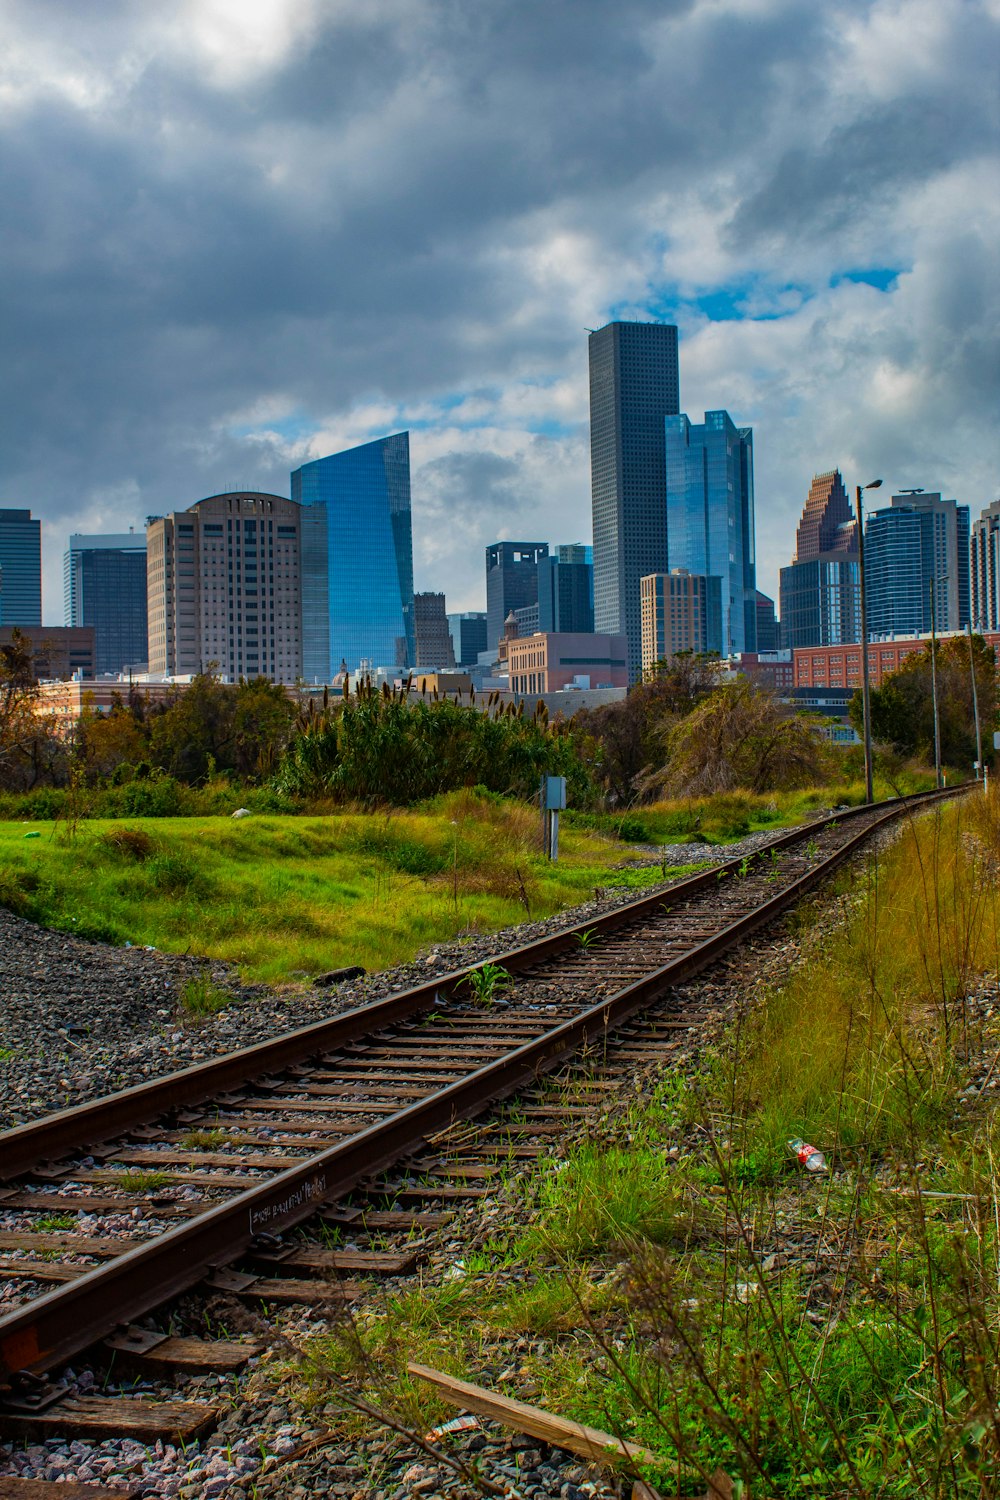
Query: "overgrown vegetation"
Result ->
[[0, 634, 975, 826], [308, 792, 1000, 1496], [0, 791, 642, 982]]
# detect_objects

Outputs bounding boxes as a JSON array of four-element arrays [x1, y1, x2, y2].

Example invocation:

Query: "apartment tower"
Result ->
[[972, 499, 1000, 632], [864, 491, 970, 637], [146, 491, 302, 683]]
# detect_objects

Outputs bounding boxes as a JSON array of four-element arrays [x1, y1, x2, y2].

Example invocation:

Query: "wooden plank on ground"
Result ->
[[0, 1259, 92, 1283], [320, 1209, 452, 1231], [104, 1328, 262, 1375], [407, 1362, 658, 1466], [0, 1394, 217, 1444], [253, 1246, 419, 1276], [0, 1232, 140, 1256], [0, 1193, 198, 1215]]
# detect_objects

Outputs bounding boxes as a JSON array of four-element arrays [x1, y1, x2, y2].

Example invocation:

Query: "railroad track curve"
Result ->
[[0, 785, 966, 1463]]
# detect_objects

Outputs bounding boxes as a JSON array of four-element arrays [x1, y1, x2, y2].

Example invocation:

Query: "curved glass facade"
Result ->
[[293, 433, 415, 679], [665, 410, 756, 655]]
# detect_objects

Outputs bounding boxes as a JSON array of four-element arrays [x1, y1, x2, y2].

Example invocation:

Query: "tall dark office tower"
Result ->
[[0, 508, 42, 625], [589, 320, 679, 681], [779, 471, 859, 649], [865, 491, 971, 637], [537, 543, 595, 634], [64, 532, 148, 674], [485, 541, 549, 651], [754, 591, 781, 652], [293, 433, 415, 679], [447, 612, 488, 667], [665, 411, 756, 655], [413, 592, 456, 669]]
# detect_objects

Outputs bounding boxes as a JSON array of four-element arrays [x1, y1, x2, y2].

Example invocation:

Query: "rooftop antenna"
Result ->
[[897, 487, 925, 495]]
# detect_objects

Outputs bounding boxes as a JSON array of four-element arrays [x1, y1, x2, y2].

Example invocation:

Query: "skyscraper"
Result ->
[[779, 471, 859, 649], [485, 541, 549, 651], [865, 491, 970, 637], [640, 570, 720, 674], [665, 410, 756, 655], [146, 491, 302, 683], [413, 592, 456, 669], [0, 508, 42, 626], [447, 612, 488, 667], [64, 532, 148, 675], [754, 591, 781, 652], [293, 433, 415, 679], [971, 499, 1000, 632], [537, 544, 595, 635], [589, 320, 680, 680]]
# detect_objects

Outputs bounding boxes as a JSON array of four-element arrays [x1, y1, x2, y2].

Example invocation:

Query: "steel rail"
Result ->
[[0, 785, 967, 1381], [0, 785, 961, 1181]]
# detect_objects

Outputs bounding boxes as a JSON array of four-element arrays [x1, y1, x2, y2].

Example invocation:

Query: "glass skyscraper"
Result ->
[[665, 410, 756, 655], [64, 532, 148, 675], [589, 321, 680, 681], [292, 433, 415, 680], [865, 492, 970, 637], [536, 544, 595, 635], [0, 508, 42, 626], [485, 541, 549, 652]]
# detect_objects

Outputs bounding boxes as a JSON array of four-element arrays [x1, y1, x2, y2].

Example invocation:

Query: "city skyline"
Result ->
[[1, 3, 994, 627]]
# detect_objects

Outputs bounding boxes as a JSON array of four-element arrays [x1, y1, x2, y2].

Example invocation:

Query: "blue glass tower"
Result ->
[[64, 532, 148, 674], [292, 433, 415, 680], [665, 411, 756, 655], [0, 509, 42, 626], [865, 492, 970, 637]]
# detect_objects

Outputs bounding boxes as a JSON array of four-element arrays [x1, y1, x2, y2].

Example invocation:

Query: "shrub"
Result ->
[[99, 826, 156, 861]]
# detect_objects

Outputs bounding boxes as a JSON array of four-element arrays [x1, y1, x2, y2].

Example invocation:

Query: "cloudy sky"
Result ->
[[2, 0, 998, 622]]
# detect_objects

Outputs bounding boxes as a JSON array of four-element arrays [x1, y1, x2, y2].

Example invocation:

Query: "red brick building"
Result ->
[[793, 631, 1000, 690]]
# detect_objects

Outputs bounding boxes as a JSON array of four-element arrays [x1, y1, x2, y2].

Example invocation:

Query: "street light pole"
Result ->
[[855, 478, 882, 805], [967, 621, 983, 783], [929, 578, 942, 789]]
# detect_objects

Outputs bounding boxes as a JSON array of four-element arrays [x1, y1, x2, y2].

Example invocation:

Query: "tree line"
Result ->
[[0, 629, 993, 816]]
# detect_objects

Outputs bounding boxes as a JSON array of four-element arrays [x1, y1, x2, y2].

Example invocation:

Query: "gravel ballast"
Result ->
[[0, 831, 791, 1131]]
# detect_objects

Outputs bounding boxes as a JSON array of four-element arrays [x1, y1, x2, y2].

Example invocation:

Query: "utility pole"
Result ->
[[855, 479, 882, 804], [929, 578, 942, 789], [967, 621, 983, 783]]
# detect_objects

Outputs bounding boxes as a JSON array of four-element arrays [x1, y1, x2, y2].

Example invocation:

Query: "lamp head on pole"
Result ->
[[864, 478, 883, 491]]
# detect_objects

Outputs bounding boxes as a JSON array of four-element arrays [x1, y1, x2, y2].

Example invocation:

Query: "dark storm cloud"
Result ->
[[0, 0, 996, 617]]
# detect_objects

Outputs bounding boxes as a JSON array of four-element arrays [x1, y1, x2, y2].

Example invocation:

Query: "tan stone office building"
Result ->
[[147, 492, 302, 683], [640, 569, 718, 674]]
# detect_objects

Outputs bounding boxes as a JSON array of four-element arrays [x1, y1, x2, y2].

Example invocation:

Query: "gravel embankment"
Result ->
[[0, 830, 789, 1130]]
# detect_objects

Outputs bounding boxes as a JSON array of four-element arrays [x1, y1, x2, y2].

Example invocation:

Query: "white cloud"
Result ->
[[0, 0, 995, 629]]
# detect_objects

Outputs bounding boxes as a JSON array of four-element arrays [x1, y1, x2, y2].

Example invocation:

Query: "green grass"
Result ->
[[566, 774, 937, 846], [113, 1169, 172, 1192], [303, 795, 999, 1497], [0, 789, 667, 984], [179, 975, 232, 1018]]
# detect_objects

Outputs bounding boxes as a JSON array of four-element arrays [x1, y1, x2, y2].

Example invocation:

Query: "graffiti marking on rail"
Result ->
[[249, 1173, 328, 1233]]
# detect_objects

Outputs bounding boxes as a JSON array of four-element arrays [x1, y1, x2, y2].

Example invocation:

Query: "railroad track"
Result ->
[[0, 786, 964, 1471]]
